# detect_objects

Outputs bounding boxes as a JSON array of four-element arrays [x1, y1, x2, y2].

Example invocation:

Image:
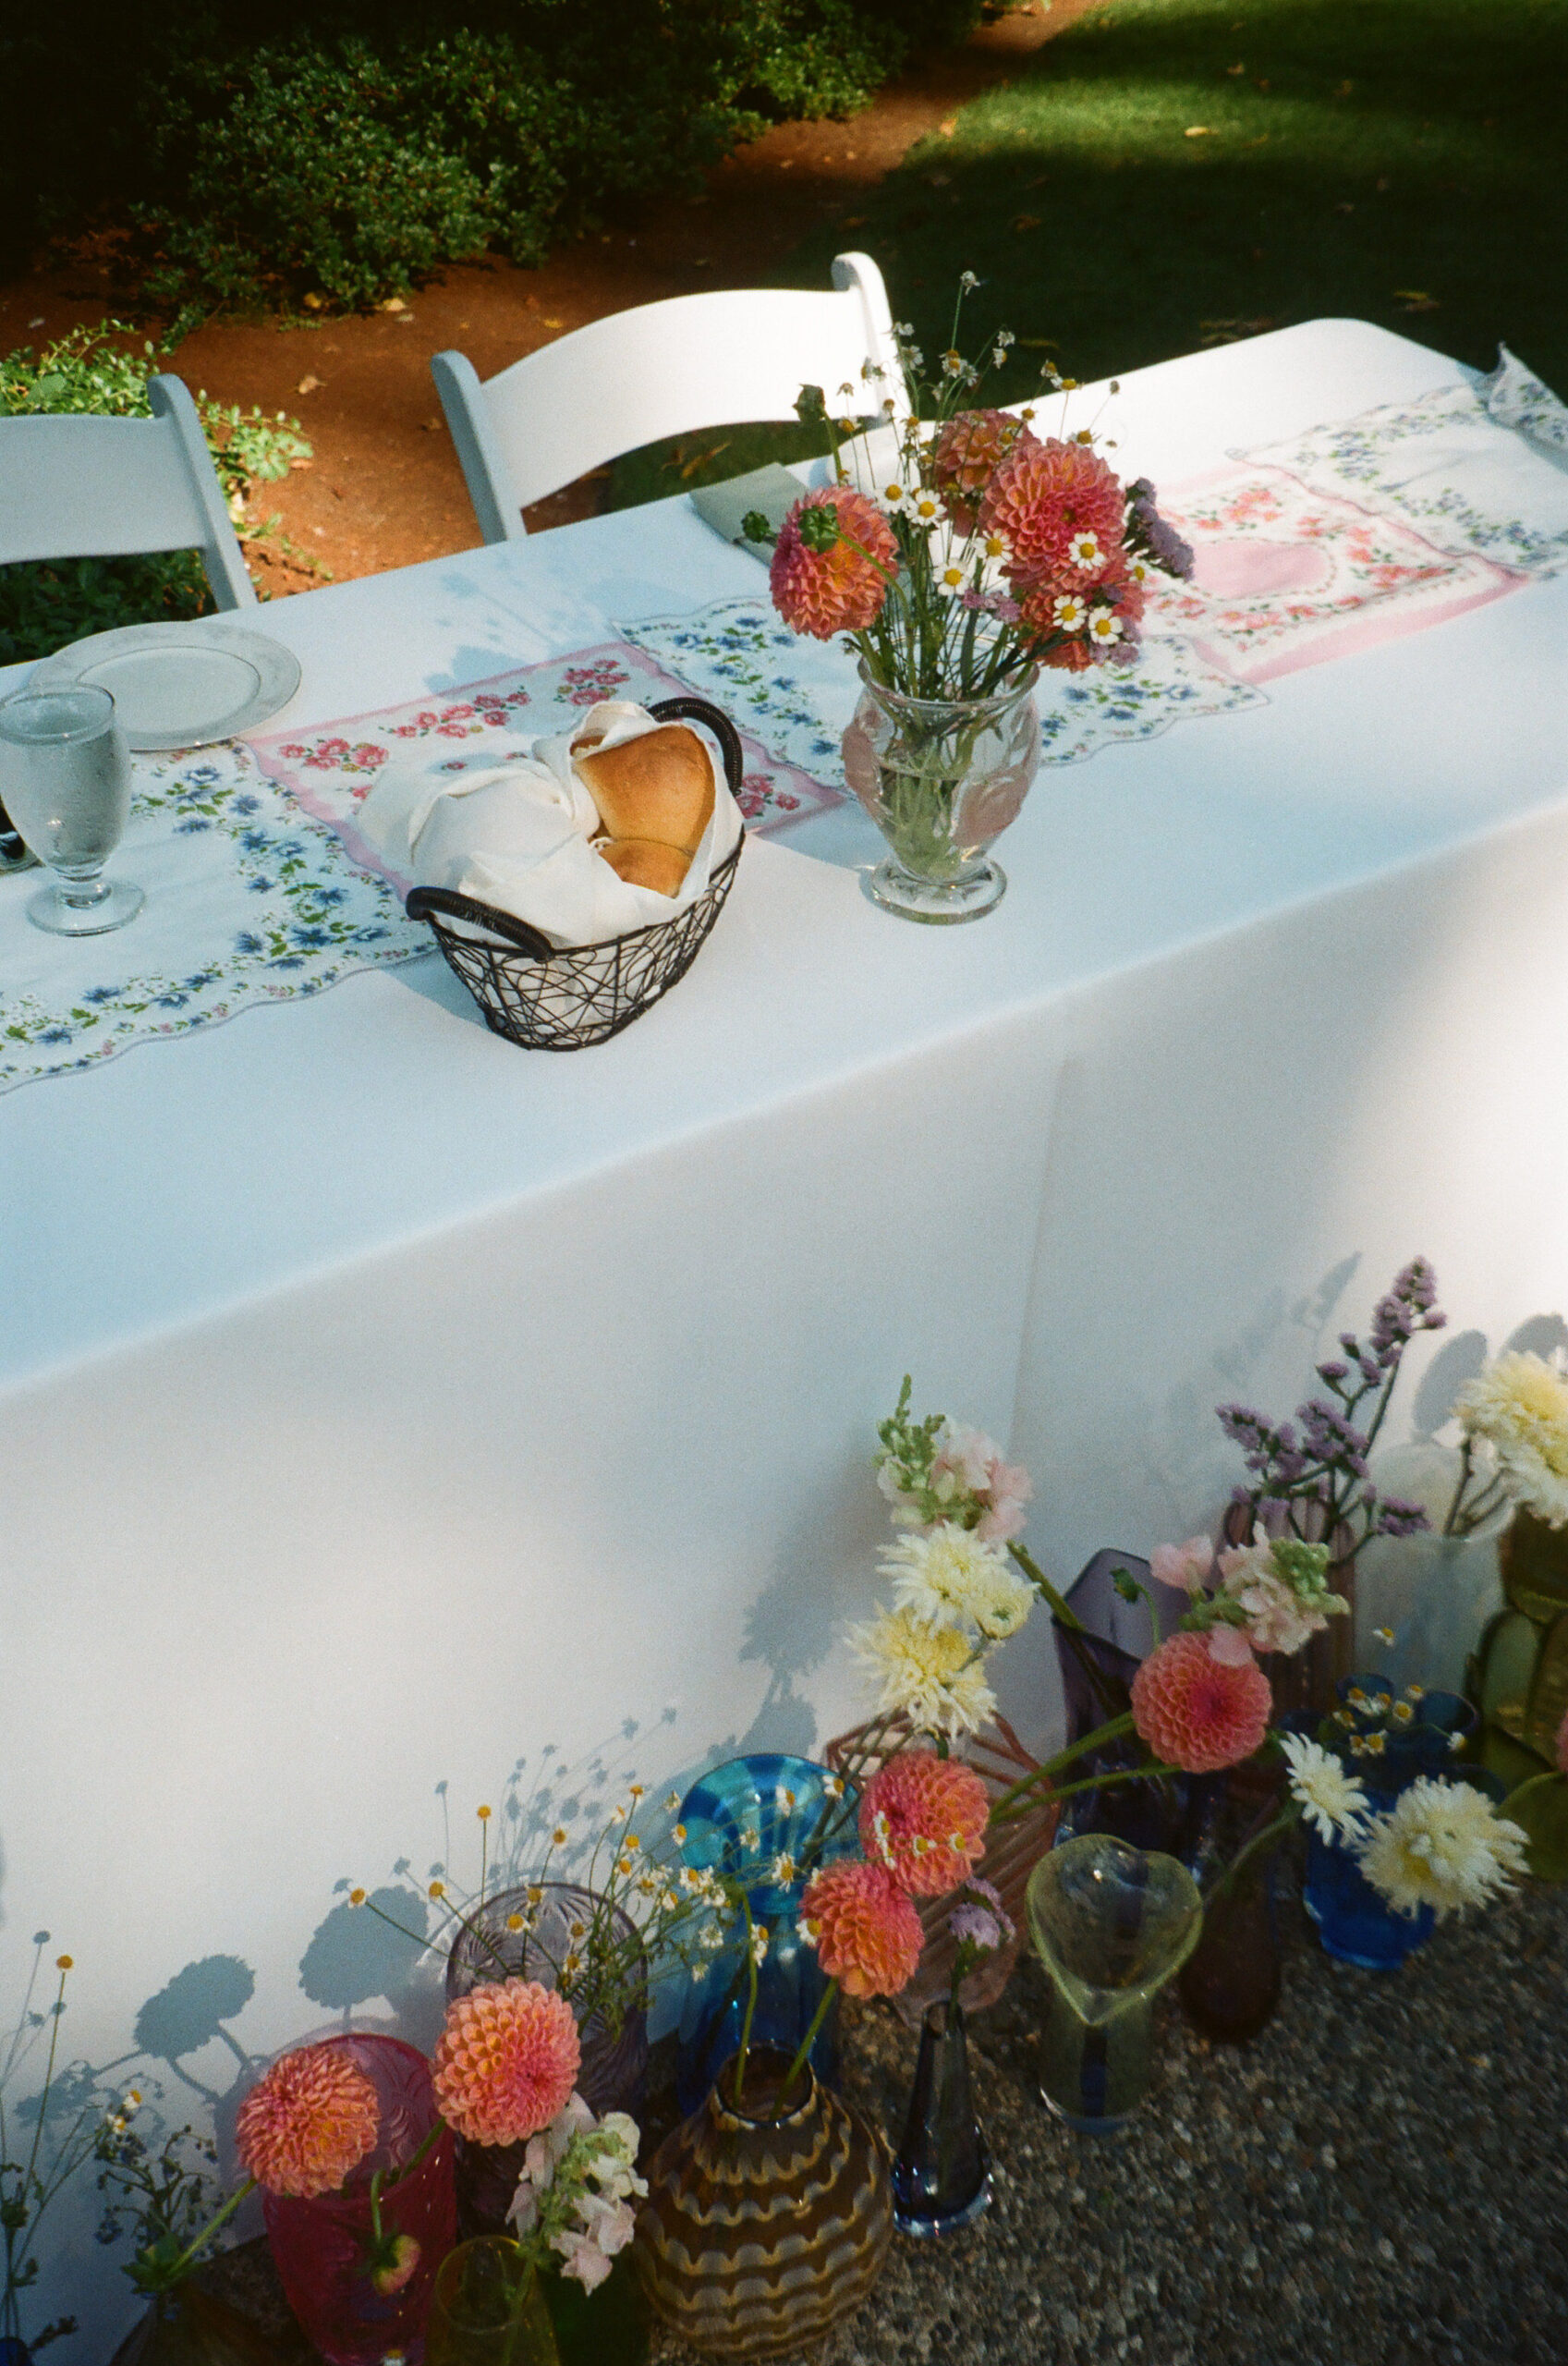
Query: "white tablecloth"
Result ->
[[6, 319, 1568, 2342]]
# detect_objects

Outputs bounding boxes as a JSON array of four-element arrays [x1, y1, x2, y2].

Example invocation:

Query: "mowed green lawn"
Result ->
[[616, 0, 1565, 503]]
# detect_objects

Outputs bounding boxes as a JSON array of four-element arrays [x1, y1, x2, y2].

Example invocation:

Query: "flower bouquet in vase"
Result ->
[[742, 276, 1193, 922]]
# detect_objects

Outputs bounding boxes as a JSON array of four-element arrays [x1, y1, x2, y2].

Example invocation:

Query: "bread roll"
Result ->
[[576, 724, 715, 854], [597, 836, 691, 897]]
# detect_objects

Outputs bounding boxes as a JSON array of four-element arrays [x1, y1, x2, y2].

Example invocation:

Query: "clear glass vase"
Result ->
[[840, 661, 1039, 924], [1026, 1834, 1202, 2134], [446, 1882, 648, 2235], [890, 1999, 990, 2238], [675, 1754, 859, 2116], [424, 2238, 559, 2366]]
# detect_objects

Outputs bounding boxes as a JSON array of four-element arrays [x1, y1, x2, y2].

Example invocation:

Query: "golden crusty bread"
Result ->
[[597, 836, 691, 897], [575, 725, 714, 854]]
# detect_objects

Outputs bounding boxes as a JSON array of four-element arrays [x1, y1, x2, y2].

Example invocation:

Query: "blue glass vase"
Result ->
[[675, 1753, 859, 2115], [1303, 1674, 1477, 1970], [891, 1999, 990, 2237]]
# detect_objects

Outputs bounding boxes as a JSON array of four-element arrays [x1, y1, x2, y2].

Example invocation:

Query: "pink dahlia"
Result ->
[[1130, 1631, 1272, 1774], [432, 1979, 581, 2148], [860, 1750, 989, 1896], [799, 1861, 923, 1999], [235, 2043, 381, 2199], [980, 438, 1128, 591], [771, 488, 897, 639], [931, 409, 1039, 530]]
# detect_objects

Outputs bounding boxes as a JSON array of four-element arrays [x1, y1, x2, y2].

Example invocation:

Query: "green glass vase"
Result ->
[[1026, 1835, 1202, 2133], [424, 2239, 560, 2366]]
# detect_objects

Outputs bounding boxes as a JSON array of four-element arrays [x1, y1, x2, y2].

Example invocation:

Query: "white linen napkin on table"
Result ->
[[357, 698, 742, 948]]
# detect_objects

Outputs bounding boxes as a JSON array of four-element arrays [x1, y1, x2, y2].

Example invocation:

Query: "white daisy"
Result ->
[[906, 490, 948, 531], [1088, 610, 1124, 645], [1052, 593, 1088, 631], [1068, 530, 1103, 569], [1356, 1777, 1529, 1920], [936, 556, 970, 595], [877, 481, 911, 514], [1281, 1735, 1369, 1843]]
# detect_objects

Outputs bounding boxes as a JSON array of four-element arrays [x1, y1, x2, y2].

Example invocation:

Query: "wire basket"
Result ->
[[406, 694, 746, 1051]]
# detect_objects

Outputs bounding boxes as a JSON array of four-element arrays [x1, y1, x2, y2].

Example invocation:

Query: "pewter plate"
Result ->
[[30, 621, 302, 752]]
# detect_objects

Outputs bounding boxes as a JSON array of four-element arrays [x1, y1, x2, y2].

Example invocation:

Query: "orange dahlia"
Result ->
[[1130, 1632, 1272, 1774], [798, 1861, 923, 1999], [771, 488, 897, 639], [931, 408, 1039, 530], [235, 2043, 381, 2198], [860, 1750, 990, 1897], [979, 438, 1127, 591], [432, 1979, 580, 2147]]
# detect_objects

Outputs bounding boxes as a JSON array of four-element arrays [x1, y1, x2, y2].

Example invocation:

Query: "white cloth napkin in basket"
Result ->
[[357, 699, 743, 948]]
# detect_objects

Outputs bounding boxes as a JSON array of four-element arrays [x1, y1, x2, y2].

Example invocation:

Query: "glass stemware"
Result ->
[[0, 684, 143, 933]]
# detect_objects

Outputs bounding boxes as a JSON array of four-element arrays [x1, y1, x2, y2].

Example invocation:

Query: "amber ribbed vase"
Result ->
[[634, 2049, 892, 2359]]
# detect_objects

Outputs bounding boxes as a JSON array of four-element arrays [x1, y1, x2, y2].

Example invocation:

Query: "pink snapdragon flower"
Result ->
[[1150, 1537, 1214, 1594], [1218, 1537, 1330, 1657]]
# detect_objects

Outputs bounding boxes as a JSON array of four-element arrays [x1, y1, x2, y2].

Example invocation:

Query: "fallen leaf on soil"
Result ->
[[541, 317, 564, 328], [297, 374, 322, 394], [302, 293, 324, 310], [1185, 126, 1213, 137], [1013, 213, 1042, 232], [379, 297, 407, 313]]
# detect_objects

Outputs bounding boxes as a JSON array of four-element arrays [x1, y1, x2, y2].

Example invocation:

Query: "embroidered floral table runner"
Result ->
[[4, 374, 1563, 1093]]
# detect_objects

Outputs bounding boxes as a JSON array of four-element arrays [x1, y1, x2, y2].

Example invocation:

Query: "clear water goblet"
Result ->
[[0, 684, 144, 934]]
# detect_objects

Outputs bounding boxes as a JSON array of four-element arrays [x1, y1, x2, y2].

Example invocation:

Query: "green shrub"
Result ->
[[1, 0, 983, 316], [0, 323, 312, 666]]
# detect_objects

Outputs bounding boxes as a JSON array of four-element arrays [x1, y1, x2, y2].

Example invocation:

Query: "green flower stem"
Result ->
[[775, 1980, 839, 2110], [148, 2174, 257, 2290], [1209, 1805, 1299, 1903], [989, 1757, 1179, 1828], [1009, 1543, 1126, 1723], [732, 1896, 762, 2107]]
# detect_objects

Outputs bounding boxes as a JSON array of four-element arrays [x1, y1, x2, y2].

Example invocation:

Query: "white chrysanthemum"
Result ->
[[847, 1607, 997, 1738], [1453, 1350, 1568, 1526], [880, 1523, 1034, 1640], [1281, 1735, 1369, 1843], [1355, 1777, 1529, 1920]]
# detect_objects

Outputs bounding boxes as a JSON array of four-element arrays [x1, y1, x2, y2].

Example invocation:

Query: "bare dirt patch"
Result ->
[[0, 1, 1094, 592]]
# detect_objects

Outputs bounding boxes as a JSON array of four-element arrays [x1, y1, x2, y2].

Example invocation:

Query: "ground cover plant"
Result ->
[[0, 325, 311, 666], [1, 0, 981, 320]]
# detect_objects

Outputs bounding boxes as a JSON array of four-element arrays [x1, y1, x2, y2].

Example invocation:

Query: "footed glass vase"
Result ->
[[1027, 1835, 1201, 2134], [636, 2048, 892, 2359], [840, 660, 1040, 923], [675, 1754, 858, 2114], [891, 1999, 990, 2237]]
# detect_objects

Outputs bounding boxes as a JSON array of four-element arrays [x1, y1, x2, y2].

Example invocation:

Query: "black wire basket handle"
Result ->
[[405, 693, 746, 951]]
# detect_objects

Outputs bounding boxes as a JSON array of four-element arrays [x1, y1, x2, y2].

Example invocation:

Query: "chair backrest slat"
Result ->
[[433, 253, 906, 542], [0, 375, 256, 610]]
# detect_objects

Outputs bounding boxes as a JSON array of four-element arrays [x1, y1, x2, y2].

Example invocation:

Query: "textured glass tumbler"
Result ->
[[840, 660, 1040, 923], [447, 1881, 648, 2235], [1027, 1834, 1201, 2134], [425, 2240, 559, 2366], [0, 685, 143, 933], [260, 2033, 456, 2366]]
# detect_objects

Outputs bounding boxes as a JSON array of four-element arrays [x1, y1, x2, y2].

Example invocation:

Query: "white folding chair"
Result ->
[[432, 251, 907, 543], [0, 372, 256, 610]]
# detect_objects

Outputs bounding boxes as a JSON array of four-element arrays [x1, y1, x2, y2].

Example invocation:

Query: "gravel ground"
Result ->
[[204, 1882, 1568, 2366]]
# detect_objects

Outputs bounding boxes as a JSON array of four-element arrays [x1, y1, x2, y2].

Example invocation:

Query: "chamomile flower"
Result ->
[[1052, 593, 1088, 632], [1068, 530, 1103, 569], [906, 490, 948, 531], [936, 556, 970, 595], [1088, 609, 1124, 645], [877, 481, 912, 514]]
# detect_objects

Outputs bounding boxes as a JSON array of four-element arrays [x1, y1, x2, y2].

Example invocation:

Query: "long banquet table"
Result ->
[[5, 318, 1568, 2341]]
